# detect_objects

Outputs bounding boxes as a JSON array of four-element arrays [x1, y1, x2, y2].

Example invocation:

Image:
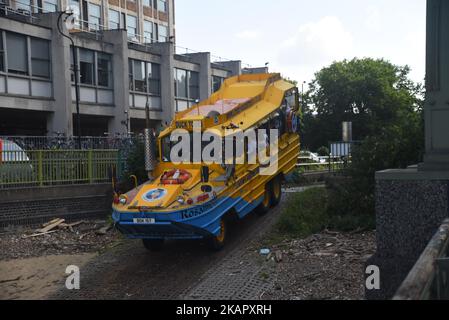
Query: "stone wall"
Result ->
[[366, 174, 449, 299]]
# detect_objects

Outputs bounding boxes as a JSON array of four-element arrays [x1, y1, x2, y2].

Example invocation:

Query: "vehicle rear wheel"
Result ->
[[207, 219, 227, 251], [142, 239, 164, 251], [270, 176, 282, 207], [256, 183, 272, 216]]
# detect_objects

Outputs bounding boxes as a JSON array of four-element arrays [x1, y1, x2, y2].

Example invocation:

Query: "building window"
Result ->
[[16, 0, 32, 13], [79, 49, 95, 85], [147, 63, 160, 95], [175, 69, 187, 98], [143, 21, 153, 43], [31, 38, 50, 78], [109, 9, 120, 30], [157, 0, 167, 12], [129, 59, 161, 96], [6, 33, 28, 75], [143, 0, 151, 7], [158, 24, 168, 42], [88, 3, 101, 31], [189, 71, 199, 100], [212, 76, 224, 93], [41, 0, 58, 12], [132, 59, 146, 92], [127, 15, 137, 39], [0, 33, 4, 72], [175, 69, 200, 111], [97, 53, 112, 88]]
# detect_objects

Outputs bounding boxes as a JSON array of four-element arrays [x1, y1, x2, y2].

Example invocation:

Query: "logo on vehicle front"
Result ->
[[143, 188, 168, 202]]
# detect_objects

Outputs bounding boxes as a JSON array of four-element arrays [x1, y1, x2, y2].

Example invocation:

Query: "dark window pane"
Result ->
[[97, 53, 112, 87], [6, 33, 28, 75], [79, 49, 94, 84], [175, 69, 187, 98], [32, 60, 50, 78], [148, 63, 160, 95], [128, 59, 133, 90], [189, 71, 199, 100], [0, 33, 4, 72], [31, 38, 50, 78], [133, 60, 145, 92], [212, 76, 223, 93]]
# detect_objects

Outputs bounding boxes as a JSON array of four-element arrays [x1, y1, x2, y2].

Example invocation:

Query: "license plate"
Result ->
[[133, 218, 156, 224]]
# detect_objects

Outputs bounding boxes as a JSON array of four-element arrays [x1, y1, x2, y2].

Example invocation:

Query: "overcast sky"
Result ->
[[175, 0, 426, 85]]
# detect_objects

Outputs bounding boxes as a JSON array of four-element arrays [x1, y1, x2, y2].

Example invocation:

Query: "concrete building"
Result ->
[[0, 0, 255, 136]]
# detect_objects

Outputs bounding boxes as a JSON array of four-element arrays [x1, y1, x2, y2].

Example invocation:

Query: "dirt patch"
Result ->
[[262, 231, 376, 300], [0, 253, 95, 300], [0, 220, 122, 261]]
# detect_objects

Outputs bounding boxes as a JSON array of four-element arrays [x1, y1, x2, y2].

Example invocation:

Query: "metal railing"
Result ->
[[394, 219, 449, 300], [0, 135, 142, 151], [0, 149, 122, 189], [0, 0, 54, 21]]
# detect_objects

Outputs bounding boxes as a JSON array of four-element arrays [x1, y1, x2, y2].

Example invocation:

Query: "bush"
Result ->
[[276, 188, 329, 238], [119, 141, 148, 191], [317, 146, 329, 157], [275, 187, 375, 240]]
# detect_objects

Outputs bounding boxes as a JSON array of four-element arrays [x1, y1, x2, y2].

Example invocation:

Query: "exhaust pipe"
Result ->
[[145, 99, 156, 180]]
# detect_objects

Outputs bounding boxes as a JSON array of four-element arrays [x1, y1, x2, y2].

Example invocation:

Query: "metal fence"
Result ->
[[0, 149, 123, 189], [0, 135, 142, 150]]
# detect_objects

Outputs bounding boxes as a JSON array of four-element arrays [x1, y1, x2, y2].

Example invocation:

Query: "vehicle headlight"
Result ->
[[119, 195, 128, 205]]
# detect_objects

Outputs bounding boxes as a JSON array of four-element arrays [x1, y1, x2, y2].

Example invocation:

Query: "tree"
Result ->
[[301, 58, 424, 224], [302, 58, 423, 152]]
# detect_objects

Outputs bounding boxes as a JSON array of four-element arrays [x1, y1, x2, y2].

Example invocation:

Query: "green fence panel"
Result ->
[[0, 149, 119, 189]]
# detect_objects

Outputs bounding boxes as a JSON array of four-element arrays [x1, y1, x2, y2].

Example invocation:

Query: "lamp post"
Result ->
[[57, 11, 82, 149], [301, 81, 306, 113]]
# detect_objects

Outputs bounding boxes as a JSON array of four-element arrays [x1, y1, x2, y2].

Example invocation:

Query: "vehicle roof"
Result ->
[[160, 73, 296, 137]]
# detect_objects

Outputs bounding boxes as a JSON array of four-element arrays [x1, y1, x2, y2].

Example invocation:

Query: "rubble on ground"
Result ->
[[262, 230, 376, 300], [0, 219, 121, 261]]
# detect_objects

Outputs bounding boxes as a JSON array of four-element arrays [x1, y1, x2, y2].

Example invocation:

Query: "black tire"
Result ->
[[256, 182, 272, 215], [207, 219, 227, 251], [142, 239, 164, 251], [270, 176, 282, 207]]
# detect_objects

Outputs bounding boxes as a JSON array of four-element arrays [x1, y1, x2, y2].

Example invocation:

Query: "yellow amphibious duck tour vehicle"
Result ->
[[112, 73, 301, 250]]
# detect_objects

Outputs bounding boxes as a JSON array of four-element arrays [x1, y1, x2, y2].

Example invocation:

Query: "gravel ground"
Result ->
[[0, 220, 122, 261], [262, 230, 376, 300]]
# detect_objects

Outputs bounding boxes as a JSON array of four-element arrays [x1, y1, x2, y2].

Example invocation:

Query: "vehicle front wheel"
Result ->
[[142, 239, 164, 251], [207, 219, 227, 251]]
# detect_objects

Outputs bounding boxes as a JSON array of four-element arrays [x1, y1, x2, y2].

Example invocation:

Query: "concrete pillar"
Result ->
[[45, 13, 73, 136], [215, 60, 242, 76], [419, 0, 449, 171], [150, 42, 175, 124], [103, 30, 130, 135], [185, 52, 212, 99]]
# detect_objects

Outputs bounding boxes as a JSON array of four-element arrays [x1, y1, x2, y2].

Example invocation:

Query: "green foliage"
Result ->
[[274, 187, 374, 240], [276, 188, 329, 238], [300, 58, 424, 220], [121, 141, 148, 190], [317, 146, 329, 157], [302, 58, 423, 151]]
